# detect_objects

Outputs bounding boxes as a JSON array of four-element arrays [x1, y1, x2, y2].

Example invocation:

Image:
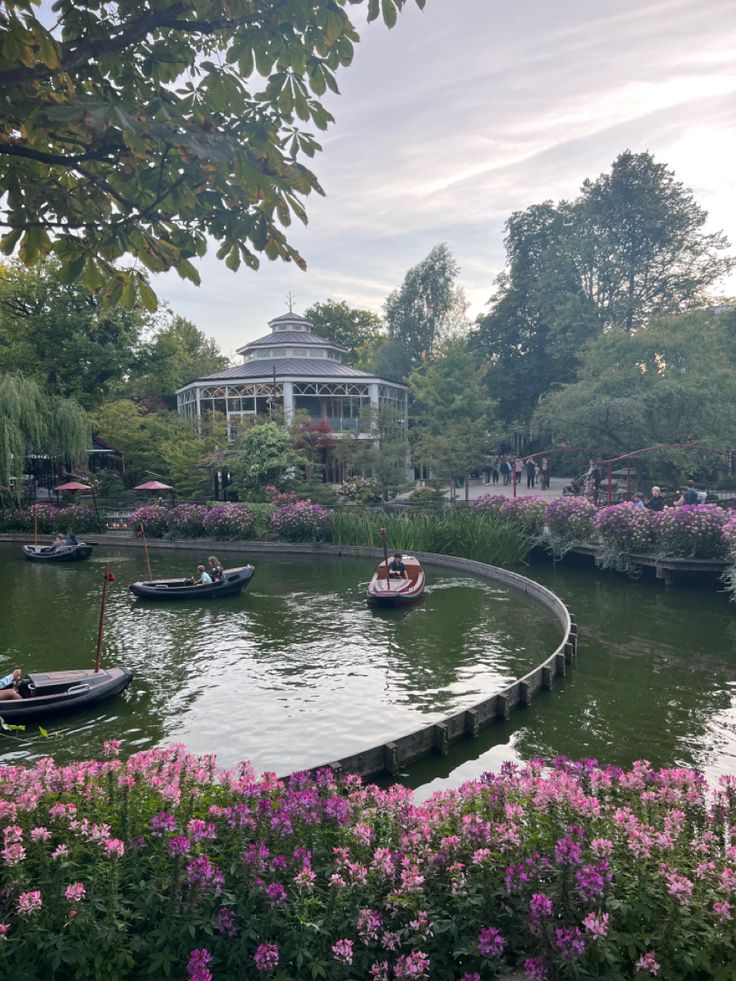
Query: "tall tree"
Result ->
[[0, 0, 426, 308], [130, 315, 229, 408], [472, 151, 734, 426], [575, 151, 734, 332], [409, 339, 497, 496], [0, 373, 90, 494], [304, 299, 383, 365], [0, 259, 148, 408], [385, 243, 468, 370], [533, 307, 736, 483]]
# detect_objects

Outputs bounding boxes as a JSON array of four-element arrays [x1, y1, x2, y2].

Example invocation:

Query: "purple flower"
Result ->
[[186, 854, 224, 894], [478, 925, 506, 958], [187, 947, 212, 981], [253, 942, 279, 973], [168, 835, 190, 857], [332, 938, 353, 965], [554, 926, 586, 958], [266, 882, 287, 905]]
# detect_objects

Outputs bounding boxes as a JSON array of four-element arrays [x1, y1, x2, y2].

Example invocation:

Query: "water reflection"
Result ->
[[409, 559, 736, 798], [0, 545, 558, 773]]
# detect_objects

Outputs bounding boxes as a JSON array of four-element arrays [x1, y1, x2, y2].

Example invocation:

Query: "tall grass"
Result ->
[[330, 508, 532, 567]]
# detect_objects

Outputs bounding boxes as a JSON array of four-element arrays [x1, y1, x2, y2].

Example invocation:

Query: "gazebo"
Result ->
[[176, 311, 408, 481]]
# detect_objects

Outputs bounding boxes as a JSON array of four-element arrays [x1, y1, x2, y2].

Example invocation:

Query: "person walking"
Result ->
[[525, 457, 536, 489], [540, 457, 550, 490], [514, 457, 523, 487]]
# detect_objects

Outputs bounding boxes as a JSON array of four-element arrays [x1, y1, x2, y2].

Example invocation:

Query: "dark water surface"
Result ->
[[410, 558, 736, 796], [0, 544, 559, 774]]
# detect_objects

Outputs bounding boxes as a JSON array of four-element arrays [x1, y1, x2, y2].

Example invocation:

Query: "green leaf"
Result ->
[[38, 726, 48, 737], [137, 278, 159, 312], [83, 258, 105, 293], [0, 228, 23, 255], [381, 0, 398, 28]]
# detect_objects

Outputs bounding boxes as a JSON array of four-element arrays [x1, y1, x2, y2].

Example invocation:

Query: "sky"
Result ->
[[154, 0, 736, 359]]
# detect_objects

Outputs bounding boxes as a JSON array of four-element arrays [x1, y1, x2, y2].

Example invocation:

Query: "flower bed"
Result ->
[[0, 748, 733, 979], [269, 500, 332, 541], [656, 503, 729, 559], [545, 497, 597, 545], [499, 496, 547, 536], [201, 504, 255, 540], [53, 504, 97, 533], [166, 503, 207, 539], [471, 494, 507, 518], [593, 502, 657, 554], [26, 503, 60, 533], [128, 504, 169, 538]]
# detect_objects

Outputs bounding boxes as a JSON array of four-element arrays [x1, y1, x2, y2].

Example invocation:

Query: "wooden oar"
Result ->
[[95, 565, 115, 674], [140, 523, 153, 581], [380, 526, 391, 591], [33, 514, 38, 546]]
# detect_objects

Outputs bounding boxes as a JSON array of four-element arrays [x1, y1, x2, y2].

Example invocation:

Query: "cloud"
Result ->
[[156, 0, 736, 348]]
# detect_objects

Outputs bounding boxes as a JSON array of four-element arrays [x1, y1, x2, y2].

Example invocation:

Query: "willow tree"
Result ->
[[0, 373, 90, 494]]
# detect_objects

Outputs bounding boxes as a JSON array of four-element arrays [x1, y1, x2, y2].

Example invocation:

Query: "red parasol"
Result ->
[[133, 480, 174, 491], [53, 480, 93, 492]]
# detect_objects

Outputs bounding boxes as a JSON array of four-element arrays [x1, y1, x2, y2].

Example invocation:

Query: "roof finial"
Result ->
[[286, 291, 295, 314]]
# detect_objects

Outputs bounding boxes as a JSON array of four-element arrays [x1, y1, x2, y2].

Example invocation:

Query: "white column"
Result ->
[[283, 381, 294, 423]]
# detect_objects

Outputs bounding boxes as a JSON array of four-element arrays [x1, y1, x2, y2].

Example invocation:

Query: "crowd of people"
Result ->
[[482, 455, 551, 490]]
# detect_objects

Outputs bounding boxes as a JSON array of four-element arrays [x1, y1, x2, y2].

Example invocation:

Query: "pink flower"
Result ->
[[0, 924, 10, 941], [582, 911, 609, 937], [51, 844, 69, 860], [713, 900, 732, 920], [17, 890, 42, 915], [332, 938, 353, 965], [64, 882, 86, 903], [103, 838, 125, 858], [30, 827, 51, 842], [2, 843, 26, 865], [103, 739, 122, 758], [394, 951, 431, 978], [636, 952, 661, 975]]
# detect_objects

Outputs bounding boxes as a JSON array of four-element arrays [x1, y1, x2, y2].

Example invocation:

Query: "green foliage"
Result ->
[[90, 400, 223, 497], [231, 420, 299, 495], [385, 243, 468, 371], [472, 151, 734, 425], [0, 259, 149, 408], [331, 507, 532, 566], [303, 299, 384, 365], [130, 315, 229, 408], [533, 308, 736, 482], [410, 339, 496, 492], [0, 0, 426, 305], [0, 372, 90, 494]]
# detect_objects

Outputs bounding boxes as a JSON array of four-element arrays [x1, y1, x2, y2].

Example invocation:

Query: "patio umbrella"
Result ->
[[53, 480, 94, 492], [133, 480, 174, 491]]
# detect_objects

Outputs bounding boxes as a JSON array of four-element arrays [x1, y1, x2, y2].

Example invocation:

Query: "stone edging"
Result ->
[[1, 534, 576, 780]]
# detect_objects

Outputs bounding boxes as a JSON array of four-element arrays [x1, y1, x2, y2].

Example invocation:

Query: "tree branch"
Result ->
[[0, 0, 292, 87], [0, 144, 114, 166]]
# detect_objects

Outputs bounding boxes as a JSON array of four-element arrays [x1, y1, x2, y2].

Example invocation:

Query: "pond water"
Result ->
[[410, 557, 736, 796], [4, 545, 735, 792], [0, 544, 559, 773]]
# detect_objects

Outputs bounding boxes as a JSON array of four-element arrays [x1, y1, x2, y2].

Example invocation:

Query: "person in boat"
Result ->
[[208, 556, 224, 582], [195, 564, 212, 585], [0, 668, 22, 701], [47, 532, 66, 552], [64, 533, 78, 546], [388, 553, 407, 578]]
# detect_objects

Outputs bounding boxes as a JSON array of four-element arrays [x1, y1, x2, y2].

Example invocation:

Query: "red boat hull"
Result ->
[[367, 557, 426, 607]]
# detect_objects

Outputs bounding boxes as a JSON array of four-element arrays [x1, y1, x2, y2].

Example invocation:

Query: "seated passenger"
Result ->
[[0, 668, 22, 701], [388, 552, 407, 578], [195, 564, 212, 586], [208, 555, 224, 582]]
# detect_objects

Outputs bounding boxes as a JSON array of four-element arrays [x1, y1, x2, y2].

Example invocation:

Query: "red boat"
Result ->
[[367, 555, 426, 608]]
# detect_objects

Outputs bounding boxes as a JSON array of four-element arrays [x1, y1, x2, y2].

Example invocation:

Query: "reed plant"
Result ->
[[330, 507, 532, 567]]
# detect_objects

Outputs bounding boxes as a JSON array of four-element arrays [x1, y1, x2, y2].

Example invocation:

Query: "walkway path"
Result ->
[[445, 475, 570, 503]]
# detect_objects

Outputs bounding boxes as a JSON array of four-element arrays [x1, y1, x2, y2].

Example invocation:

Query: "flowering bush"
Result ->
[[265, 486, 301, 507], [593, 502, 656, 553], [471, 494, 507, 517], [723, 511, 736, 559], [545, 497, 597, 545], [499, 496, 547, 536], [165, 503, 208, 539], [201, 504, 255, 540], [0, 748, 734, 979], [53, 504, 97, 532], [128, 504, 169, 537], [656, 504, 729, 559], [338, 477, 382, 505], [269, 500, 332, 541], [26, 502, 60, 533]]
